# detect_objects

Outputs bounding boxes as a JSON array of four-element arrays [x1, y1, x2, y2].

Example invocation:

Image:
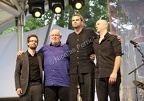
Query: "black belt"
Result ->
[[29, 82, 41, 86]]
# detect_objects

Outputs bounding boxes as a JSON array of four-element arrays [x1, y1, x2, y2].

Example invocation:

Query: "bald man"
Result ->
[[93, 20, 123, 101], [39, 29, 70, 101]]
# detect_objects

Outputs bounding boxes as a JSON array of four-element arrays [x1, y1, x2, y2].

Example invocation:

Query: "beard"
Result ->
[[97, 31, 100, 33], [30, 47, 36, 50], [73, 25, 79, 29], [29, 44, 37, 50], [73, 24, 82, 29]]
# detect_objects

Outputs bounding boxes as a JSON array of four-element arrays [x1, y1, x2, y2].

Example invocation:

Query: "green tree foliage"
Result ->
[[24, 18, 45, 32], [56, 0, 108, 31], [0, 26, 17, 34]]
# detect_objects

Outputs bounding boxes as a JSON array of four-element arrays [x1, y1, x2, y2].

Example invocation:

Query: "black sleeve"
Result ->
[[66, 35, 69, 45]]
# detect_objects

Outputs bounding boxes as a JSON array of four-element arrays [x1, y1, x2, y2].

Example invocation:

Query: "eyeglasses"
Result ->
[[29, 40, 38, 43]]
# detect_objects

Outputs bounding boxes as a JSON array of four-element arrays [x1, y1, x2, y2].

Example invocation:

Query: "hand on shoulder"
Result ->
[[16, 51, 24, 57]]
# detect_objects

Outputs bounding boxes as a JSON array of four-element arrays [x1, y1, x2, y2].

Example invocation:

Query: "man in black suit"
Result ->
[[15, 34, 43, 101]]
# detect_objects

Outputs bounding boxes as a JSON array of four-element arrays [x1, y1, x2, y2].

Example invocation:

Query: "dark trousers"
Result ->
[[19, 84, 43, 101], [44, 86, 69, 101], [96, 77, 121, 101], [69, 72, 95, 101]]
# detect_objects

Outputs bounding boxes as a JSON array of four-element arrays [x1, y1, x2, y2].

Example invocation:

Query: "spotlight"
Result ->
[[69, 0, 85, 10], [28, 0, 45, 18], [32, 8, 42, 18], [49, 0, 64, 14], [52, 4, 63, 14]]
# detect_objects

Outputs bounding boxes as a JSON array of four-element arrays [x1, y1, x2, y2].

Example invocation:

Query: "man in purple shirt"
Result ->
[[39, 29, 70, 101]]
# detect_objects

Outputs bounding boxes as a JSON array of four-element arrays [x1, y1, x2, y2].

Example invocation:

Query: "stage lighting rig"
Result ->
[[49, 0, 64, 14], [28, 0, 45, 18], [69, 0, 85, 10]]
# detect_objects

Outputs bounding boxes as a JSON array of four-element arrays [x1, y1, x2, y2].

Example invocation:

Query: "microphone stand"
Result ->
[[128, 44, 144, 101]]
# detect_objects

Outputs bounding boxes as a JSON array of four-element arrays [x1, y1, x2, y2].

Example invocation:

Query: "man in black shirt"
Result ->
[[66, 14, 97, 101], [93, 19, 122, 101], [15, 34, 43, 101]]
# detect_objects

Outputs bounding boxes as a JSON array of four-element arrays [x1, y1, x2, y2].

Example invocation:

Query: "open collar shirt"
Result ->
[[66, 28, 97, 74], [93, 32, 123, 78], [39, 43, 70, 87]]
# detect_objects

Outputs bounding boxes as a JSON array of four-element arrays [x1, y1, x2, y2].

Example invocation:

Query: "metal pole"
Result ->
[[44, 13, 55, 45], [17, 12, 24, 51]]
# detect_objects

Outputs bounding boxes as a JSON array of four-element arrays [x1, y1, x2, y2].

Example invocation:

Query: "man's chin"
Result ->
[[30, 47, 37, 50], [73, 26, 78, 29], [52, 42, 60, 46]]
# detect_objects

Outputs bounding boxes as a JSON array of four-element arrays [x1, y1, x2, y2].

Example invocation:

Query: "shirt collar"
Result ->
[[104, 32, 111, 39], [74, 28, 84, 35], [27, 50, 37, 56], [97, 32, 109, 38], [50, 42, 62, 47], [97, 32, 110, 42]]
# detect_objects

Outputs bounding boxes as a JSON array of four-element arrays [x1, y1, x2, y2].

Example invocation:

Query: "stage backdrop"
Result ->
[[1, 0, 144, 101], [108, 0, 144, 101]]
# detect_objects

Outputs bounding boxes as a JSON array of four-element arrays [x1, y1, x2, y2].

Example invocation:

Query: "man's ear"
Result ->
[[60, 35, 62, 38], [27, 42, 29, 47], [105, 23, 108, 29]]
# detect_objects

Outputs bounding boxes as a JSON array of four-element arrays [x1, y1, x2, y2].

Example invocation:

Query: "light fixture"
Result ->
[[32, 8, 42, 18], [49, 0, 64, 14], [52, 4, 63, 14], [69, 0, 85, 10], [28, 0, 45, 18]]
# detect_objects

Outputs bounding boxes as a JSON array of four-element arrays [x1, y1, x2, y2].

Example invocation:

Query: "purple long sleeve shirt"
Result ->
[[39, 43, 70, 87]]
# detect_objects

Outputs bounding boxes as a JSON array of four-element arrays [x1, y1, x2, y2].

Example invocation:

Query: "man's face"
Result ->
[[27, 37, 38, 50], [95, 20, 104, 33], [50, 30, 61, 45], [95, 20, 107, 33], [72, 16, 83, 29]]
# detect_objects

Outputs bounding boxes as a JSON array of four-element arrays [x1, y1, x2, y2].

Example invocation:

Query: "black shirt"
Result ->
[[93, 32, 123, 78], [27, 51, 41, 83], [66, 28, 97, 74]]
